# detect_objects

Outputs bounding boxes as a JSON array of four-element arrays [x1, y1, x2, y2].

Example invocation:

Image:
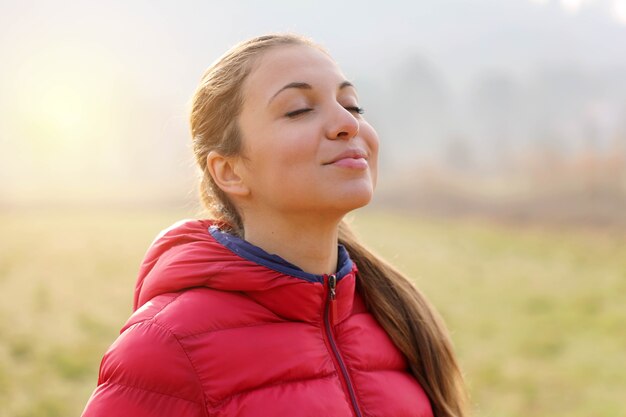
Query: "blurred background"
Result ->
[[1, 1, 625, 416]]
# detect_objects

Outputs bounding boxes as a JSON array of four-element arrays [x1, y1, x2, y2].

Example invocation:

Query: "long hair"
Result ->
[[189, 33, 468, 417]]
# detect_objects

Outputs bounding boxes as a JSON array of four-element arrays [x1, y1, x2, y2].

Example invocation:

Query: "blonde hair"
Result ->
[[189, 33, 469, 417]]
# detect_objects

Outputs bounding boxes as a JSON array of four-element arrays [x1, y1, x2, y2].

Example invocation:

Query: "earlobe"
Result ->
[[205, 151, 250, 197]]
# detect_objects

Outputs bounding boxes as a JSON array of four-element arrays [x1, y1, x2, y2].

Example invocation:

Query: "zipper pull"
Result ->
[[328, 274, 337, 324], [328, 274, 337, 300]]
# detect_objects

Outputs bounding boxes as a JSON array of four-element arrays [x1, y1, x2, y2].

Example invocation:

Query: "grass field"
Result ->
[[1, 208, 624, 417]]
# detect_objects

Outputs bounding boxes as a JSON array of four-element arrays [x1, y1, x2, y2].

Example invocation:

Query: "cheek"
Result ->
[[362, 123, 379, 186], [249, 129, 318, 186], [364, 122, 380, 150], [268, 126, 318, 164], [363, 123, 379, 159]]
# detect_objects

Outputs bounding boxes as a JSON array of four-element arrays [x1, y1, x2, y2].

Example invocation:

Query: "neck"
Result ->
[[241, 211, 342, 276]]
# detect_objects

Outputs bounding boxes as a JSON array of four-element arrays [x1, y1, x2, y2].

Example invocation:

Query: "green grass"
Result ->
[[1, 208, 624, 417], [350, 211, 626, 417]]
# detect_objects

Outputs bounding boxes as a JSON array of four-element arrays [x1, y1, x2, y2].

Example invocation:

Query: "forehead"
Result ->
[[243, 45, 347, 102]]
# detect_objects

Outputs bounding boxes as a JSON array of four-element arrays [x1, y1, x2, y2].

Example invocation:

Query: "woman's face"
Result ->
[[234, 44, 379, 219]]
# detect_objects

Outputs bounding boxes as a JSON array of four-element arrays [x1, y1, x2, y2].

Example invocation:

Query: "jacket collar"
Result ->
[[207, 224, 353, 284], [133, 219, 358, 324]]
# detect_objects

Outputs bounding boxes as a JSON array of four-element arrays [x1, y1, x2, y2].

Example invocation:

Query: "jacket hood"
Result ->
[[133, 219, 357, 323]]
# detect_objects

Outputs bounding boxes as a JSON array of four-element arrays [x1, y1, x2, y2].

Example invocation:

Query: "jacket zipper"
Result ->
[[323, 274, 363, 417]]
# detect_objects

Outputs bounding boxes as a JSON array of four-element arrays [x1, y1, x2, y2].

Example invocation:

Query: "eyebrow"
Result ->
[[268, 80, 355, 105]]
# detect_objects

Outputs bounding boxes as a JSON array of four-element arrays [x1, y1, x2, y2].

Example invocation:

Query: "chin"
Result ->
[[330, 184, 374, 212]]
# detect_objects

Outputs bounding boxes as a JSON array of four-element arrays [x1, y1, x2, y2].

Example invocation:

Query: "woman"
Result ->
[[82, 33, 468, 417]]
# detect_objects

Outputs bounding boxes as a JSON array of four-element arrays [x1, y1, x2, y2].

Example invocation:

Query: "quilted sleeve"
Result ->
[[81, 320, 206, 417]]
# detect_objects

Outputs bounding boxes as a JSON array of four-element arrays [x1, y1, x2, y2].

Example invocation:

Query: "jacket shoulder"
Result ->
[[98, 308, 205, 404], [82, 307, 207, 417], [127, 288, 285, 339]]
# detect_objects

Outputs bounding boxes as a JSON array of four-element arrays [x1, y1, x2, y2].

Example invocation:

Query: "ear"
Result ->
[[205, 151, 250, 197]]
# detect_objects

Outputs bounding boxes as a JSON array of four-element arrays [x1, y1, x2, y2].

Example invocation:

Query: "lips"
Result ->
[[324, 148, 369, 165]]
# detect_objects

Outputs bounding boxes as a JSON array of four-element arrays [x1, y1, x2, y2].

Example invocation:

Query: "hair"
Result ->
[[189, 33, 469, 417]]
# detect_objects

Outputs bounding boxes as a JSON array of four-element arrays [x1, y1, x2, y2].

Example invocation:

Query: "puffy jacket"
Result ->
[[82, 219, 433, 417]]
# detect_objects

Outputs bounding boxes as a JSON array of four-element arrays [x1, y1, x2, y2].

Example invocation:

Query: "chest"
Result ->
[[174, 293, 433, 417]]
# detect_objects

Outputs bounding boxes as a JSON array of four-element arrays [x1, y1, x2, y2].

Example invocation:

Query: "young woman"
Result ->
[[82, 34, 468, 417]]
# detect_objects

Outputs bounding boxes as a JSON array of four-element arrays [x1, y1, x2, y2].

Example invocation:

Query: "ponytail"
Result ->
[[338, 221, 469, 417]]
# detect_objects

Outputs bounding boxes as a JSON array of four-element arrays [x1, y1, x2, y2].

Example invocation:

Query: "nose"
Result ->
[[326, 104, 360, 140]]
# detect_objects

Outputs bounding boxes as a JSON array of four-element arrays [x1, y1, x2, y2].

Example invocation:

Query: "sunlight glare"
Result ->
[[613, 0, 626, 23], [10, 42, 119, 154], [34, 85, 87, 144], [560, 0, 585, 13]]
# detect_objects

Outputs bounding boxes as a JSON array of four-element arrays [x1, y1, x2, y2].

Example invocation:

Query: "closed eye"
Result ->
[[285, 108, 313, 118], [345, 106, 364, 115]]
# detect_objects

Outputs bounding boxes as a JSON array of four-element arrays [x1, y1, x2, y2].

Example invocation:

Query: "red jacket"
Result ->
[[82, 219, 433, 417]]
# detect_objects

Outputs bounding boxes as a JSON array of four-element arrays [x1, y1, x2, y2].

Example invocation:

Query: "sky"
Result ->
[[1, 0, 625, 205]]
